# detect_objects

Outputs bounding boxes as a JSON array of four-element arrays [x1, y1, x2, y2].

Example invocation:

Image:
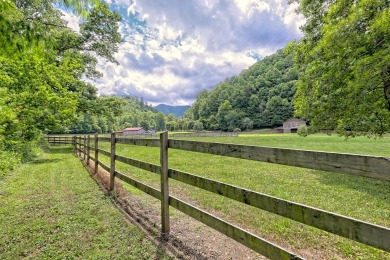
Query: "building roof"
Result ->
[[123, 127, 144, 131], [284, 118, 306, 123]]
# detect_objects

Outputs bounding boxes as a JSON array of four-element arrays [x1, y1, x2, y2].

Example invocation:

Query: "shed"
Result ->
[[283, 118, 306, 133], [122, 127, 145, 135]]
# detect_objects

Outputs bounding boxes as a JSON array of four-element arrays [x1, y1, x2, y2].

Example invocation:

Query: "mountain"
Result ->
[[186, 48, 297, 131], [154, 104, 191, 117]]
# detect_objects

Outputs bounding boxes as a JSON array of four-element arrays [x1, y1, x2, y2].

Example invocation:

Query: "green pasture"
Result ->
[[98, 134, 390, 259]]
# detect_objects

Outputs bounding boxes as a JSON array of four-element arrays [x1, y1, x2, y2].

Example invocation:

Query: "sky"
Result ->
[[63, 0, 304, 106]]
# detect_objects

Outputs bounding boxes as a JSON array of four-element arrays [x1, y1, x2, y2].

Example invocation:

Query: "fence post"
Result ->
[[87, 135, 90, 165], [94, 134, 98, 174], [109, 132, 116, 191], [73, 136, 76, 155], [160, 131, 170, 234], [78, 137, 81, 158], [83, 136, 87, 162]]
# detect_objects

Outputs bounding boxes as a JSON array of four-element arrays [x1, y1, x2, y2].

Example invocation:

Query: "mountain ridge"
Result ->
[[154, 104, 191, 117]]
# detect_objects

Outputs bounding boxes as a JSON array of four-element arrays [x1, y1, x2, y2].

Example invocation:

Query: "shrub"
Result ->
[[297, 125, 309, 137], [0, 150, 21, 174]]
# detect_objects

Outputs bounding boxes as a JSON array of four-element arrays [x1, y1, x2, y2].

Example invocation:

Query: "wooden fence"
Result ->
[[170, 131, 238, 138], [45, 135, 74, 146], [48, 133, 390, 259]]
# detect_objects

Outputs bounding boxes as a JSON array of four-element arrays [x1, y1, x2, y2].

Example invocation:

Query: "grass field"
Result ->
[[98, 134, 390, 259], [0, 147, 172, 259]]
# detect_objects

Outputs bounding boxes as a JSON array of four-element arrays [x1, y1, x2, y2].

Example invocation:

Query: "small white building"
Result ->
[[122, 127, 145, 135]]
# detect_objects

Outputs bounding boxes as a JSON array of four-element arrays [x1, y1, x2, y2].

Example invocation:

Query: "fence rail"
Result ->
[[170, 131, 239, 138], [48, 134, 390, 259], [45, 136, 73, 146]]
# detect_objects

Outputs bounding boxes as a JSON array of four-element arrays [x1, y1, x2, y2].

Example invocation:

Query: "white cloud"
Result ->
[[80, 0, 305, 105], [61, 10, 80, 32]]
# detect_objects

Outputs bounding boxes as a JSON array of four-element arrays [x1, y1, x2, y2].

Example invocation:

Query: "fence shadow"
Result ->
[[46, 146, 74, 154], [318, 171, 390, 198], [28, 158, 63, 164]]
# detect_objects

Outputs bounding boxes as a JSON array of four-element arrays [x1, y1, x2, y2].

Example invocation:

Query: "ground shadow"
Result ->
[[28, 158, 63, 164], [318, 170, 390, 199], [45, 146, 74, 154]]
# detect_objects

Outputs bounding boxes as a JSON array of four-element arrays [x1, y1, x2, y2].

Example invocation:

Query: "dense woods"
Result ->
[[185, 50, 297, 131]]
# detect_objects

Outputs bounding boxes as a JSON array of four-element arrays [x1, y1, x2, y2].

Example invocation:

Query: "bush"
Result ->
[[0, 133, 44, 174], [297, 125, 309, 137], [0, 150, 21, 174], [233, 128, 241, 132]]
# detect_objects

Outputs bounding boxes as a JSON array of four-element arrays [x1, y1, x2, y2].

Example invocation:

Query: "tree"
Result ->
[[217, 100, 233, 130], [241, 117, 254, 130], [225, 110, 239, 132], [0, 0, 121, 169], [291, 0, 390, 136], [193, 121, 204, 131], [167, 113, 176, 122], [155, 112, 166, 131]]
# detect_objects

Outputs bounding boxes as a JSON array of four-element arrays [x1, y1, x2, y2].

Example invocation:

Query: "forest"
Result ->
[[185, 49, 297, 131], [1, 0, 389, 172]]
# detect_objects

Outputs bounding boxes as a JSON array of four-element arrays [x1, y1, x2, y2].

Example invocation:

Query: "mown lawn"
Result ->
[[0, 146, 172, 259], [97, 134, 390, 259]]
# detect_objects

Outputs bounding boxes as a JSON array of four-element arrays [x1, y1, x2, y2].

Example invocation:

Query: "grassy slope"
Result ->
[[0, 146, 171, 259], [98, 134, 390, 259]]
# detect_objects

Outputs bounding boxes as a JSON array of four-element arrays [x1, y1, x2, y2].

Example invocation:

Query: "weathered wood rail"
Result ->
[[170, 131, 238, 138], [47, 133, 390, 259], [45, 135, 74, 146]]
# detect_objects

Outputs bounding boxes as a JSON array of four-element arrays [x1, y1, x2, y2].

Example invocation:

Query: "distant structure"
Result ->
[[122, 127, 145, 136], [282, 118, 306, 133]]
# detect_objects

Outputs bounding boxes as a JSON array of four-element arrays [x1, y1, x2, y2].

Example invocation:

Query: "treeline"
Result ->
[[185, 50, 297, 131], [58, 96, 158, 134], [64, 95, 207, 134]]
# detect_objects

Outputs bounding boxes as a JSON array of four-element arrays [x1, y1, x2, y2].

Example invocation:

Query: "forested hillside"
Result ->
[[185, 49, 297, 131]]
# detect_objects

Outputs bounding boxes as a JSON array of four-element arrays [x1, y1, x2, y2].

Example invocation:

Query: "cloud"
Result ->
[[60, 10, 80, 32], [81, 0, 304, 105]]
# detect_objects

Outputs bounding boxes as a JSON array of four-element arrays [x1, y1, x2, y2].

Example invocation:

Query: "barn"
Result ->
[[122, 127, 145, 136], [282, 118, 306, 133]]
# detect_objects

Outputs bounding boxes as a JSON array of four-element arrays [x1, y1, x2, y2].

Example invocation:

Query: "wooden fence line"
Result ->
[[45, 136, 73, 145], [93, 148, 390, 251], [168, 139, 390, 181], [49, 134, 390, 258], [168, 168, 389, 251]]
